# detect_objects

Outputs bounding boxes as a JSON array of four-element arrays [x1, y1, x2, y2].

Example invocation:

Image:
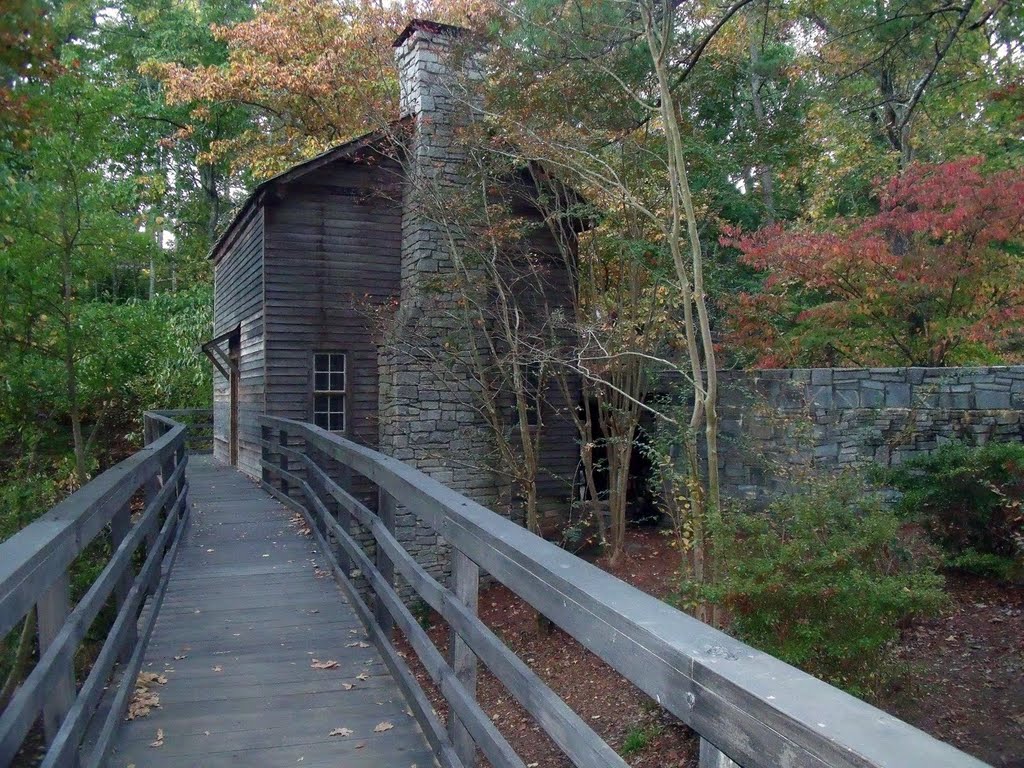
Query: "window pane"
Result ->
[[329, 371, 345, 391], [314, 353, 329, 373], [314, 394, 331, 412], [329, 411, 344, 431], [314, 372, 329, 391], [313, 411, 329, 429], [330, 353, 345, 373]]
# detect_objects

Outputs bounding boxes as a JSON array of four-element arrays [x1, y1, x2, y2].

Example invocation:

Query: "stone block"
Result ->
[[975, 389, 1011, 409], [810, 369, 833, 386], [811, 386, 833, 408], [834, 388, 860, 409], [861, 387, 884, 408], [884, 383, 912, 408]]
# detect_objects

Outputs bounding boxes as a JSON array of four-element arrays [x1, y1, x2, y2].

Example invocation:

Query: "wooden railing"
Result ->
[[0, 411, 194, 768], [145, 408, 213, 454], [260, 415, 988, 768]]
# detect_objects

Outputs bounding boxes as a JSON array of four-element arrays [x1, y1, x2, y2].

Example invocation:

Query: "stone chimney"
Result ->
[[378, 20, 498, 589]]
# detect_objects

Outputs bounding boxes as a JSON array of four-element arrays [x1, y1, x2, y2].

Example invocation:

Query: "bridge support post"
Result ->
[[279, 428, 290, 498], [375, 488, 397, 637], [260, 424, 271, 487], [699, 738, 741, 768], [448, 549, 480, 766], [37, 573, 76, 749], [110, 501, 137, 662]]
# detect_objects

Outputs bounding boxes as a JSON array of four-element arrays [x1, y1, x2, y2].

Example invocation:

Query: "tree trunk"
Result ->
[[748, 7, 776, 222]]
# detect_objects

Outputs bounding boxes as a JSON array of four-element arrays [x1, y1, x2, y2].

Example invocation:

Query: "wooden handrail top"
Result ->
[[260, 415, 987, 768], [0, 421, 185, 639]]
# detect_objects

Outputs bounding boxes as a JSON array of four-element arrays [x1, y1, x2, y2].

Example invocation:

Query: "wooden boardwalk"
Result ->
[[108, 456, 436, 768]]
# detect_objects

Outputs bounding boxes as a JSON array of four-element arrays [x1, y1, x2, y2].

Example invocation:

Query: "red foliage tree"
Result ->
[[723, 157, 1024, 367]]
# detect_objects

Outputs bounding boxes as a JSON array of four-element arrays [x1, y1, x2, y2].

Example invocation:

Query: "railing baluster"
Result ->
[[699, 738, 741, 768], [37, 573, 75, 748], [449, 549, 480, 767], [109, 501, 136, 662], [261, 423, 272, 487], [279, 428, 290, 497], [376, 487, 397, 636]]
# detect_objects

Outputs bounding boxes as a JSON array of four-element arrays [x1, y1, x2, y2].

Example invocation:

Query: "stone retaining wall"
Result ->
[[716, 366, 1024, 504]]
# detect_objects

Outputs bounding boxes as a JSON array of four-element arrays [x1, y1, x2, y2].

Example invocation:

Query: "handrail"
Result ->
[[0, 411, 194, 767], [259, 415, 988, 768], [146, 408, 213, 454]]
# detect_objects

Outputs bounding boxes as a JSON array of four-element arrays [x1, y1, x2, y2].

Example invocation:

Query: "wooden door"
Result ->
[[229, 331, 241, 466]]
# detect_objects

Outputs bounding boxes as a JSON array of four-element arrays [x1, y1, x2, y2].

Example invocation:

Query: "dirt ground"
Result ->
[[399, 527, 1023, 767], [880, 574, 1024, 768]]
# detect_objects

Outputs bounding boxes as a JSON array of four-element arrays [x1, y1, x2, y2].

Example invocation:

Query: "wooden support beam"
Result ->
[[376, 488, 397, 637], [449, 550, 480, 767], [109, 502, 135, 662], [279, 428, 290, 497], [700, 738, 741, 768], [37, 574, 74, 748]]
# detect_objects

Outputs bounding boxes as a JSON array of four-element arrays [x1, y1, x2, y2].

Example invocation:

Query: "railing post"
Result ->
[[37, 573, 75, 748], [375, 487, 396, 636], [143, 414, 155, 447], [110, 501, 137, 662], [337, 459, 353, 573], [260, 422, 271, 486], [448, 549, 480, 766], [699, 738, 741, 768], [279, 427, 290, 497]]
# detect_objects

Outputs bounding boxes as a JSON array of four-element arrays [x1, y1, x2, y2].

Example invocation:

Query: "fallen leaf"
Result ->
[[311, 659, 339, 670], [328, 727, 353, 737], [173, 654, 187, 660], [373, 721, 394, 733], [346, 641, 370, 648], [150, 728, 164, 748], [137, 671, 168, 686], [356, 672, 370, 681], [341, 683, 354, 690], [212, 665, 223, 672]]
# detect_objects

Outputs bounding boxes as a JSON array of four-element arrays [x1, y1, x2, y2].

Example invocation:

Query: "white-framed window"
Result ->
[[313, 352, 346, 432]]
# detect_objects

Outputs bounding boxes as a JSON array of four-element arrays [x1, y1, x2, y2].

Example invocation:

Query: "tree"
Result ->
[[148, 0, 494, 178], [724, 157, 1024, 368], [0, 72, 158, 482]]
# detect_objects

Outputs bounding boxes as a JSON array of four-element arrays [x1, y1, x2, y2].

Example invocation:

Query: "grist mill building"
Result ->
[[203, 20, 582, 578]]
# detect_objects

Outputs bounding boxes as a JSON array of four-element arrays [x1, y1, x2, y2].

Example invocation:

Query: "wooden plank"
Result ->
[[263, 416, 988, 768], [0, 461, 185, 764], [36, 573, 74, 747], [0, 427, 181, 638], [272, 471, 462, 768], [104, 456, 436, 768], [449, 549, 480, 767], [275, 466, 521, 768], [44, 485, 187, 768], [304, 458, 628, 768], [376, 488, 396, 636], [700, 738, 741, 768]]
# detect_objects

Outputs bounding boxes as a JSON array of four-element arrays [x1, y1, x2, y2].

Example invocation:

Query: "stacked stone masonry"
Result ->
[[379, 23, 497, 591], [716, 366, 1024, 504]]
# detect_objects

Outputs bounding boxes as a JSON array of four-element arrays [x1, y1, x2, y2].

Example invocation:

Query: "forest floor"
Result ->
[[399, 527, 1024, 768]]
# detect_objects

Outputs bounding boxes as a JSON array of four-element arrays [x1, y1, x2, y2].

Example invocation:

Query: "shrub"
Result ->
[[689, 474, 946, 697], [883, 441, 1024, 579]]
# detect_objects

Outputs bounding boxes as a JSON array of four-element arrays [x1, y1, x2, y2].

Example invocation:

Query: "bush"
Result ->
[[689, 474, 945, 697], [883, 441, 1024, 579]]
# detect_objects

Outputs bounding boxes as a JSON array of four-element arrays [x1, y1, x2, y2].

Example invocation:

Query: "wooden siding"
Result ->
[[263, 160, 403, 459], [212, 207, 265, 478]]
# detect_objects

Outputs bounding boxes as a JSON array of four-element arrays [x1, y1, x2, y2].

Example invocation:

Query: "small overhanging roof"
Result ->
[[199, 325, 239, 379], [208, 123, 408, 265]]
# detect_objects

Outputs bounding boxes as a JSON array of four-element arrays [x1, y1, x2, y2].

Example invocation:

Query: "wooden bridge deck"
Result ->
[[108, 456, 436, 768]]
